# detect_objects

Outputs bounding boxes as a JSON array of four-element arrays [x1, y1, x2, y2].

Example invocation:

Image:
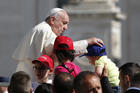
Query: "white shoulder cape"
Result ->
[[12, 22, 57, 61]]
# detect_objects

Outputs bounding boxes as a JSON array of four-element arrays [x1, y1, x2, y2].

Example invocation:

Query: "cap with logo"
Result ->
[[54, 36, 74, 50], [32, 55, 54, 71]]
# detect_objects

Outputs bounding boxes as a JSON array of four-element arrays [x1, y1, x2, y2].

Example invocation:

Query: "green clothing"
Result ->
[[95, 56, 120, 86]]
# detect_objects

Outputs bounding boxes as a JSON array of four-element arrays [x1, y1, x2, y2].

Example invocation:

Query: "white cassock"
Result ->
[[12, 21, 88, 81]]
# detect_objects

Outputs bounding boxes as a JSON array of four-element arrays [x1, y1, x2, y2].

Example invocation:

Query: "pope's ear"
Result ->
[[49, 16, 56, 25]]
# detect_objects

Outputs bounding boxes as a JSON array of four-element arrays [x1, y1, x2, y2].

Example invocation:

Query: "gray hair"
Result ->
[[45, 8, 64, 22]]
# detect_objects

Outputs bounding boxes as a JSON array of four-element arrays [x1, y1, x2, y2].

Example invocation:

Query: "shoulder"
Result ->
[[65, 62, 79, 68], [33, 21, 51, 32], [65, 62, 81, 72], [125, 90, 140, 93], [32, 82, 39, 92], [125, 88, 140, 93], [54, 65, 69, 75], [95, 56, 106, 67], [55, 65, 68, 72]]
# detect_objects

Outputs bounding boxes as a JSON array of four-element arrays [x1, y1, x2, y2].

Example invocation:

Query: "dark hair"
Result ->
[[53, 72, 74, 93], [119, 62, 140, 81], [54, 44, 75, 63], [131, 72, 140, 87], [8, 71, 31, 93], [35, 83, 52, 93], [73, 71, 98, 92]]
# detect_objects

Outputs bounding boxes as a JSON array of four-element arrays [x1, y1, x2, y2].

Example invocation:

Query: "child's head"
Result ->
[[84, 44, 107, 64], [32, 55, 54, 83], [54, 36, 75, 63]]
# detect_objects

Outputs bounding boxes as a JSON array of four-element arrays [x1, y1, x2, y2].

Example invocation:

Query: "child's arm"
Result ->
[[101, 63, 108, 78], [95, 66, 104, 77]]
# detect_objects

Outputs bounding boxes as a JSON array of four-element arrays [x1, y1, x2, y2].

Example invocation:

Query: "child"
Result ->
[[82, 44, 121, 93], [32, 55, 54, 91], [54, 36, 81, 77]]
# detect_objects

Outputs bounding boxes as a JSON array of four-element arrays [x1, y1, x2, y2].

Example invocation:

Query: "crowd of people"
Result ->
[[0, 8, 140, 93]]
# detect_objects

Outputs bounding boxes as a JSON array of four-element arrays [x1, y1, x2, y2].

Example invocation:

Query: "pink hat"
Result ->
[[32, 55, 54, 71], [54, 36, 74, 50]]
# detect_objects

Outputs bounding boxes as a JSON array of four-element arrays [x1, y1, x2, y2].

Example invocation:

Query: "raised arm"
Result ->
[[73, 37, 103, 56]]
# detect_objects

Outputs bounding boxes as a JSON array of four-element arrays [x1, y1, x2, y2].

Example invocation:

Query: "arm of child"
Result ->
[[101, 63, 108, 77], [95, 66, 104, 77]]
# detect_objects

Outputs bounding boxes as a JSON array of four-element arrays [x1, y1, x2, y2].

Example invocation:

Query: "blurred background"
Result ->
[[0, 0, 140, 77]]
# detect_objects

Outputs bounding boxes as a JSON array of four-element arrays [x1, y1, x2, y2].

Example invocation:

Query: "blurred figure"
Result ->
[[8, 71, 32, 93], [54, 36, 81, 77], [119, 62, 140, 93], [35, 83, 52, 93], [74, 71, 102, 93], [32, 55, 54, 91], [81, 44, 120, 93], [0, 76, 9, 93], [53, 72, 74, 93]]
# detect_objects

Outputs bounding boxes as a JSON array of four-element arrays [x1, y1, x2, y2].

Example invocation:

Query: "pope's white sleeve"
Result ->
[[73, 40, 88, 56]]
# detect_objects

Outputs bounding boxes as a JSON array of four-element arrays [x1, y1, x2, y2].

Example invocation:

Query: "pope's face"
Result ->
[[51, 11, 69, 36]]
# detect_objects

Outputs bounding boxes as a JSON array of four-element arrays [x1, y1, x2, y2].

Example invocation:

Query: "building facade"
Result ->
[[0, 0, 140, 76]]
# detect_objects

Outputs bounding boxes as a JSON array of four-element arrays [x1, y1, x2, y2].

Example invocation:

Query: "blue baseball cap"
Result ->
[[83, 44, 107, 57], [0, 76, 9, 86]]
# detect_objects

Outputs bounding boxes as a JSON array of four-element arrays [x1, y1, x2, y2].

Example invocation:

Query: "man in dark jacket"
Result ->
[[119, 62, 140, 93], [125, 72, 140, 93]]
